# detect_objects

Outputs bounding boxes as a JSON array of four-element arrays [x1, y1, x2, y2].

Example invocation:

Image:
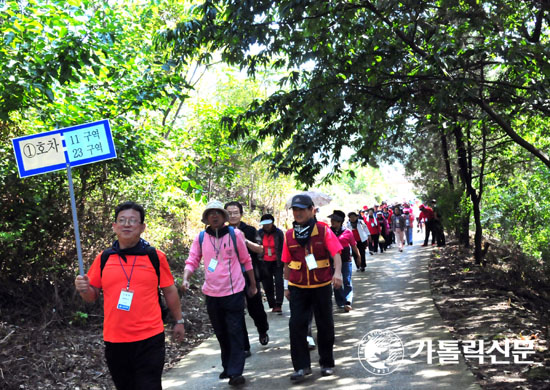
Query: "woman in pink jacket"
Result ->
[[182, 200, 257, 387]]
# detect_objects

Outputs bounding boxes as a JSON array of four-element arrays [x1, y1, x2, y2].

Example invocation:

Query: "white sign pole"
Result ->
[[66, 164, 85, 276]]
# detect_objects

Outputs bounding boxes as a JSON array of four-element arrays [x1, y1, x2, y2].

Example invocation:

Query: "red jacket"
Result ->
[[419, 207, 435, 221], [283, 223, 342, 288], [365, 215, 381, 235]]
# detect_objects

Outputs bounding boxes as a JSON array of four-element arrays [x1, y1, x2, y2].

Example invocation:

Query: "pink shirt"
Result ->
[[337, 228, 357, 249], [185, 228, 252, 297]]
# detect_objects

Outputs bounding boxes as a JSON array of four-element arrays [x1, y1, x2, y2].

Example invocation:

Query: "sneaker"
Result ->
[[244, 350, 251, 358], [360, 267, 365, 272], [421, 244, 428, 247], [307, 336, 316, 350], [432, 243, 436, 246], [259, 333, 269, 346], [290, 368, 312, 382], [369, 251, 374, 255], [399, 249, 403, 252], [344, 304, 352, 312], [272, 306, 282, 313], [228, 375, 246, 386], [321, 366, 334, 376], [219, 371, 229, 380]]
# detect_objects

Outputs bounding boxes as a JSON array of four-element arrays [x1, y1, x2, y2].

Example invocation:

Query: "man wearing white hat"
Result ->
[[182, 200, 258, 386]]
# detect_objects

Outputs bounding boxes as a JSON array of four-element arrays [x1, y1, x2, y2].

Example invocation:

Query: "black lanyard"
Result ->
[[118, 255, 138, 291]]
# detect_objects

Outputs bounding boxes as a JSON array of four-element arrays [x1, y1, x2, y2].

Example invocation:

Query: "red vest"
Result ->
[[285, 223, 333, 288]]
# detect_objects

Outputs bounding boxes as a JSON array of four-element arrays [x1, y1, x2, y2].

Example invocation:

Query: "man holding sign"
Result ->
[[75, 202, 184, 390]]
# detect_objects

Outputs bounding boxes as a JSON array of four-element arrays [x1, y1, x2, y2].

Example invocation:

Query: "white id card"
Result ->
[[207, 258, 218, 272], [267, 247, 272, 256], [117, 289, 134, 311], [305, 254, 318, 270]]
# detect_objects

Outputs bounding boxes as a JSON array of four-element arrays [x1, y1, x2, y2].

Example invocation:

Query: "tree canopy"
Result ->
[[157, 0, 550, 182]]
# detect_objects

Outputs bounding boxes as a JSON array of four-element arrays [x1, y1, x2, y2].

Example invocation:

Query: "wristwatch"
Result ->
[[175, 313, 185, 325]]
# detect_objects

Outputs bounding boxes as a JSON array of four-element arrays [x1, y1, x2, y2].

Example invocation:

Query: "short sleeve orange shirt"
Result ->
[[87, 249, 175, 343]]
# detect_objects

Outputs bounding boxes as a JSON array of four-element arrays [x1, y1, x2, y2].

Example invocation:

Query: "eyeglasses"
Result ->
[[116, 218, 141, 226]]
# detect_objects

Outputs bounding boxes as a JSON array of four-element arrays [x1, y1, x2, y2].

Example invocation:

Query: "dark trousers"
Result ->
[[369, 233, 380, 253], [262, 261, 284, 308], [433, 220, 446, 246], [424, 220, 437, 245], [243, 280, 269, 351], [289, 284, 335, 371], [206, 292, 246, 377], [379, 231, 388, 252], [104, 332, 165, 390], [352, 240, 367, 269]]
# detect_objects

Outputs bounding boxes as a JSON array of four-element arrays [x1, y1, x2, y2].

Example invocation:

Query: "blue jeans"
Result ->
[[334, 261, 353, 307], [406, 226, 413, 244]]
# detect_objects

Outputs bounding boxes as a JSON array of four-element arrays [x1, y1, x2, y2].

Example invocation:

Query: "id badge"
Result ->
[[305, 254, 318, 270], [117, 289, 134, 311], [207, 258, 218, 272], [267, 247, 272, 256]]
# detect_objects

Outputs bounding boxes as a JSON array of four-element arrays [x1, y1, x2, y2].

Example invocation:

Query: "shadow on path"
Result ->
[[163, 241, 481, 390]]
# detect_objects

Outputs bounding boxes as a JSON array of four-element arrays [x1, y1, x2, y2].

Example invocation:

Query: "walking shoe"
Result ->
[[321, 366, 334, 376], [244, 350, 251, 358], [272, 306, 282, 313], [421, 244, 428, 247], [307, 336, 316, 350], [399, 249, 403, 252], [259, 333, 269, 345], [219, 371, 229, 380], [228, 375, 246, 386], [432, 243, 436, 246], [360, 267, 365, 272], [344, 304, 352, 312], [369, 251, 374, 255], [290, 368, 312, 382]]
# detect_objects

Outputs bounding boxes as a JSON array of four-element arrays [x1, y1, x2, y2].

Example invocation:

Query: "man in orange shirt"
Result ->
[[75, 202, 185, 390]]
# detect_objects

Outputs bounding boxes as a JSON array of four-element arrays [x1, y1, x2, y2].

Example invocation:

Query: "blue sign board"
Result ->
[[12, 119, 116, 178]]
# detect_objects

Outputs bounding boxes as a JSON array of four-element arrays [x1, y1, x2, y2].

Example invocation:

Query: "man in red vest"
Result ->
[[282, 194, 343, 383]]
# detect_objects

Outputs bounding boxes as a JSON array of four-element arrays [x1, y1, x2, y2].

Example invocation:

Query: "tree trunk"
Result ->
[[453, 123, 484, 263], [472, 196, 483, 264], [440, 127, 454, 190]]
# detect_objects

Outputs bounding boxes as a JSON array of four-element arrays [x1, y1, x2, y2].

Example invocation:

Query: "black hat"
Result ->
[[328, 210, 345, 222], [290, 194, 314, 209], [259, 213, 274, 225], [348, 211, 358, 217]]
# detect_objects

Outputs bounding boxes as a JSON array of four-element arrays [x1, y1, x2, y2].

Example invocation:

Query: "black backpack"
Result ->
[[100, 246, 170, 323]]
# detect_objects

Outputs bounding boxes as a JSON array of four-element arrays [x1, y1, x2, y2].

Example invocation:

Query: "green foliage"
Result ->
[[157, 0, 550, 184]]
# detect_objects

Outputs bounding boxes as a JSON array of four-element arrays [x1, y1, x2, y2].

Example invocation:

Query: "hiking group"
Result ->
[[75, 195, 445, 388]]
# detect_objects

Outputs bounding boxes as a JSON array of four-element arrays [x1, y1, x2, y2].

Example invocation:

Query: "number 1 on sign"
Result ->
[[69, 134, 80, 145]]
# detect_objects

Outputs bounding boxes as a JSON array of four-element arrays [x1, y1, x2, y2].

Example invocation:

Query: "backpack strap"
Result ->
[[145, 246, 161, 287], [228, 226, 240, 260], [100, 248, 116, 277], [199, 230, 205, 249]]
